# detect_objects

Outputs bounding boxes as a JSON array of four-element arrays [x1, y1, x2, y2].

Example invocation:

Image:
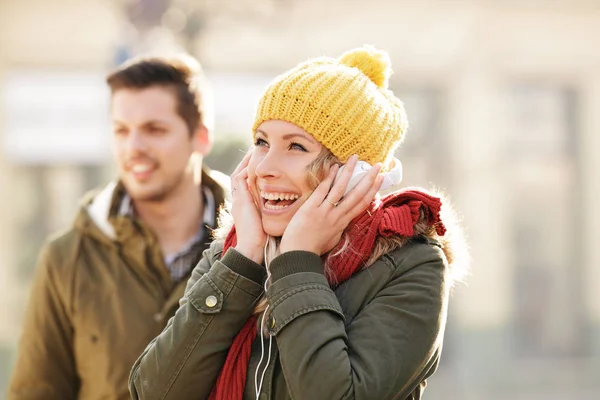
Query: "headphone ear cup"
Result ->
[[379, 158, 403, 195]]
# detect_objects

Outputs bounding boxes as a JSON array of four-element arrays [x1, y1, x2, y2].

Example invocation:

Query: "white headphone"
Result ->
[[254, 238, 273, 399], [335, 157, 403, 196]]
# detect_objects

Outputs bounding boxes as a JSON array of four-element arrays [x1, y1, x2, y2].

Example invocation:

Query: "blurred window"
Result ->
[[507, 85, 587, 358], [2, 70, 111, 164], [391, 86, 450, 188], [2, 70, 111, 280]]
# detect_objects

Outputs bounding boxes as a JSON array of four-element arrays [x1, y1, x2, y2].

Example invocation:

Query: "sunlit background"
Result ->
[[1, 0, 599, 399]]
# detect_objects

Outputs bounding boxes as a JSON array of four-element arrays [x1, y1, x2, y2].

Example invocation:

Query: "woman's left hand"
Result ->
[[280, 156, 384, 255]]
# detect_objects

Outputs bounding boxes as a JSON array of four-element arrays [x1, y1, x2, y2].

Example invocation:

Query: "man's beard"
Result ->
[[126, 172, 187, 203]]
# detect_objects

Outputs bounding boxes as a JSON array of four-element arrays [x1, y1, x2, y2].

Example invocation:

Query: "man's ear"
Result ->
[[193, 124, 213, 156]]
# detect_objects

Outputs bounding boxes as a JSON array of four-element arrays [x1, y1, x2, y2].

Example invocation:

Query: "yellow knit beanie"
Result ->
[[252, 45, 408, 167]]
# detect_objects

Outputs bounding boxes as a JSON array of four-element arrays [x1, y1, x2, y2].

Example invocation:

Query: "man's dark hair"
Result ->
[[106, 54, 209, 135]]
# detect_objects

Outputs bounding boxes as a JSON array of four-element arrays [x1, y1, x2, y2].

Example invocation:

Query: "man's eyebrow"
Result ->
[[142, 119, 169, 125], [112, 119, 169, 126]]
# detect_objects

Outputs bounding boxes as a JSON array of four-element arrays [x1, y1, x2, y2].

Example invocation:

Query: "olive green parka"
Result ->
[[129, 211, 459, 400], [8, 168, 229, 400]]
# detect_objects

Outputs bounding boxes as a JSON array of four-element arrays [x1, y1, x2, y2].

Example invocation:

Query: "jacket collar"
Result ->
[[76, 165, 230, 245], [86, 181, 118, 240]]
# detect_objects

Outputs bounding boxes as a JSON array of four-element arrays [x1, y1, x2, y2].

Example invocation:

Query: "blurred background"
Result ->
[[1, 0, 599, 398]]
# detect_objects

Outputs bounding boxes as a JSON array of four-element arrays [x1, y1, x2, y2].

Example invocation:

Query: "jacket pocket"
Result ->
[[267, 282, 345, 335]]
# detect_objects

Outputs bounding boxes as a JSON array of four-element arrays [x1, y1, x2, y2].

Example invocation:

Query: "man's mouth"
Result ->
[[131, 164, 153, 173], [127, 161, 157, 181]]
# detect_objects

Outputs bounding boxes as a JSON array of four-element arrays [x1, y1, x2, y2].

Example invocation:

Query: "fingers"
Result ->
[[306, 164, 339, 207], [231, 149, 253, 177], [348, 173, 384, 215], [337, 162, 383, 214], [312, 157, 382, 215], [325, 155, 358, 204], [231, 149, 253, 197], [231, 167, 262, 217], [232, 167, 251, 196]]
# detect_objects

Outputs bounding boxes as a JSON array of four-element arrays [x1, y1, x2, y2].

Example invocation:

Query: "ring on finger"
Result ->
[[325, 198, 339, 207]]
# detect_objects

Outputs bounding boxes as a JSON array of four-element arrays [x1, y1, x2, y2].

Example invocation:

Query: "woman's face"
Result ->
[[248, 120, 324, 237]]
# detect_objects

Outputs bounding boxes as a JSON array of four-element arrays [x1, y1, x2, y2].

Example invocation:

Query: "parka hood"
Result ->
[[70, 181, 121, 248]]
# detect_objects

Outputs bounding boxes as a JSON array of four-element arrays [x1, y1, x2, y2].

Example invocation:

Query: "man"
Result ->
[[8, 54, 229, 400]]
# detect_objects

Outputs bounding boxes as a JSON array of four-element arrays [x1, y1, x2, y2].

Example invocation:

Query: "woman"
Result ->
[[129, 46, 467, 400]]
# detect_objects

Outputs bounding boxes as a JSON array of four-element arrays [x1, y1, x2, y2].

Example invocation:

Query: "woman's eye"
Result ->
[[290, 142, 307, 152], [255, 138, 268, 147]]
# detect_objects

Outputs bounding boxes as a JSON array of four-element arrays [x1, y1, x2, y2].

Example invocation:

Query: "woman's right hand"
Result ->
[[231, 149, 266, 264]]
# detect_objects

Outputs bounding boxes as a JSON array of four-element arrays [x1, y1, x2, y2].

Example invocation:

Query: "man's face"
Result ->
[[110, 86, 208, 202]]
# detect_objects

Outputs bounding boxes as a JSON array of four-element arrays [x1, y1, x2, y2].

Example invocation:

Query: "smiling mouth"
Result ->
[[131, 164, 154, 173], [260, 191, 300, 210]]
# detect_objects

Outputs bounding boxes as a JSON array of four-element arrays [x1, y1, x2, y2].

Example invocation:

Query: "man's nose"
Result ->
[[127, 130, 148, 152]]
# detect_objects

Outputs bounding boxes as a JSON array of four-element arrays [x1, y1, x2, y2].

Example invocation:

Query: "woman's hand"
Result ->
[[231, 150, 266, 264], [280, 155, 384, 256]]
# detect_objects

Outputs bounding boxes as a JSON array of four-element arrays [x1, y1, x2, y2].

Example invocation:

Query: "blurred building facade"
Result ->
[[1, 0, 599, 398]]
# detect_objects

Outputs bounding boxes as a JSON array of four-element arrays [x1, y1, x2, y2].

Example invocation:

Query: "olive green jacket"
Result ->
[[8, 168, 229, 400], [129, 233, 451, 400]]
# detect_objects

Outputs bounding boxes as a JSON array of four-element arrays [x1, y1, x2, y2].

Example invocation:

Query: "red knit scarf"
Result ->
[[209, 189, 446, 400]]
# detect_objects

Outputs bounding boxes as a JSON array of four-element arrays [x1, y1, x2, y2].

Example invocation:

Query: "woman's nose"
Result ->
[[254, 150, 283, 179]]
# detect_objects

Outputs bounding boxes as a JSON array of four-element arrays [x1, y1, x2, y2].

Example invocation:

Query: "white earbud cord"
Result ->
[[254, 237, 273, 399]]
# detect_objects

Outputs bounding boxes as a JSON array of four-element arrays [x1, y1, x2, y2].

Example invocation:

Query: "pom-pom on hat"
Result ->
[[252, 45, 408, 167]]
